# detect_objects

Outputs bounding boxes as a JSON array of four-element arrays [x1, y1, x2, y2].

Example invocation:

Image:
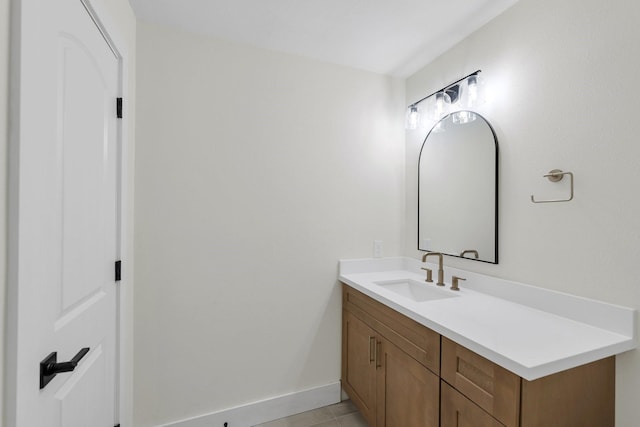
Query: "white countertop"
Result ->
[[339, 257, 637, 381]]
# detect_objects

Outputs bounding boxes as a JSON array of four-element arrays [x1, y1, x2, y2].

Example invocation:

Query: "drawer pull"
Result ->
[[375, 340, 382, 368], [369, 336, 375, 363]]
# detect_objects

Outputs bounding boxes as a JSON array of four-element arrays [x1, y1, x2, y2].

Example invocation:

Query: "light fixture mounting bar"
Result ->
[[407, 69, 482, 108]]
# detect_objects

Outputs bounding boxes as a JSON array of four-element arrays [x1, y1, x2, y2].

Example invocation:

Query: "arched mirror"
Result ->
[[418, 111, 498, 263]]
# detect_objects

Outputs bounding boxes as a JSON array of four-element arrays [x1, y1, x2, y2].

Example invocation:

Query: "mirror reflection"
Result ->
[[418, 111, 498, 263]]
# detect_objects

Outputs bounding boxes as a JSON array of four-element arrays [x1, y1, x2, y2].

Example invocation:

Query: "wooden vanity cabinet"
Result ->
[[342, 283, 616, 427], [441, 337, 615, 427], [342, 285, 440, 427], [519, 356, 614, 427]]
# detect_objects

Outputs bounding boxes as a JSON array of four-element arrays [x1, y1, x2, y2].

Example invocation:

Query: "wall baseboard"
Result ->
[[157, 382, 342, 427]]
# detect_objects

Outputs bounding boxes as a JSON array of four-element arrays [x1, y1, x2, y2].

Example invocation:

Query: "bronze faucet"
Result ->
[[421, 252, 445, 286]]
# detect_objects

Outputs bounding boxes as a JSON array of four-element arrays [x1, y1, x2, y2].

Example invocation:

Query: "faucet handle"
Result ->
[[451, 276, 466, 291], [421, 267, 433, 283]]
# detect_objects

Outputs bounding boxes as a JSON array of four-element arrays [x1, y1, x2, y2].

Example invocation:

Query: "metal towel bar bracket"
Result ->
[[531, 169, 574, 203]]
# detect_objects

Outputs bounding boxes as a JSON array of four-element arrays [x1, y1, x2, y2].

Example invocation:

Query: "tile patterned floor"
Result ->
[[253, 400, 368, 427]]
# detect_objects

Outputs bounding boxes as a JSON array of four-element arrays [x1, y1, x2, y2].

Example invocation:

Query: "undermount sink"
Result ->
[[374, 279, 458, 302]]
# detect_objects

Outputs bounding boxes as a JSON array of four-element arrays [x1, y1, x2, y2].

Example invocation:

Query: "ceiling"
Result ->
[[128, 0, 520, 77]]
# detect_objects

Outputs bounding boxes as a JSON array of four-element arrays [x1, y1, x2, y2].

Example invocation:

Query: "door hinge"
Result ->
[[116, 97, 123, 119], [115, 260, 122, 282]]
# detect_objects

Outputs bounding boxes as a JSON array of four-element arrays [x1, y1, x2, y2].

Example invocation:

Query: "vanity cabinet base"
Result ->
[[342, 308, 439, 427], [341, 284, 615, 427], [342, 285, 440, 427], [442, 335, 614, 427], [520, 356, 614, 427]]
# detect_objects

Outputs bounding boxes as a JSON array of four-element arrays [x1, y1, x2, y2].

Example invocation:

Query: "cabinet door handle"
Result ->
[[369, 336, 375, 363], [375, 340, 382, 368]]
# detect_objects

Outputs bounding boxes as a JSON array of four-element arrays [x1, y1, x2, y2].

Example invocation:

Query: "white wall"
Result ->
[[405, 0, 640, 424], [1, 0, 9, 422], [134, 22, 405, 427]]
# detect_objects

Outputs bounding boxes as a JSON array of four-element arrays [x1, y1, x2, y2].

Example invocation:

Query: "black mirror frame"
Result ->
[[417, 111, 499, 264]]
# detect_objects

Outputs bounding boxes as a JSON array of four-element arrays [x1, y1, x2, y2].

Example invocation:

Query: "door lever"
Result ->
[[40, 347, 90, 389]]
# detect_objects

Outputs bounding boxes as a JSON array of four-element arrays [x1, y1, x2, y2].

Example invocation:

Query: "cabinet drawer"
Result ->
[[441, 381, 504, 427], [441, 337, 520, 427], [343, 284, 440, 374]]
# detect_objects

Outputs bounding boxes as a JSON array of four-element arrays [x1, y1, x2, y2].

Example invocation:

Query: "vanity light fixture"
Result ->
[[406, 70, 483, 129]]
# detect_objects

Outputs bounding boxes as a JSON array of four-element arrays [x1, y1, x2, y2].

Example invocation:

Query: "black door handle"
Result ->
[[40, 347, 90, 389]]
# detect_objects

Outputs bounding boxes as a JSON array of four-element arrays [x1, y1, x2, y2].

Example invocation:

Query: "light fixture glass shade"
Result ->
[[464, 74, 486, 108], [426, 91, 450, 122], [405, 105, 420, 130]]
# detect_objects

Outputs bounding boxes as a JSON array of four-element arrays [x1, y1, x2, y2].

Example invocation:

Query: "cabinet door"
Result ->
[[342, 310, 377, 426], [376, 338, 439, 427], [441, 381, 505, 427]]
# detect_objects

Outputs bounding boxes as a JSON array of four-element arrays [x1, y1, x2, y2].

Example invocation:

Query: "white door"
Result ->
[[8, 0, 120, 426]]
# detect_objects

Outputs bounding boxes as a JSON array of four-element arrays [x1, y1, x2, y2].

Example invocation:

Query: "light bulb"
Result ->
[[465, 74, 485, 107], [433, 92, 450, 120], [406, 105, 419, 130], [468, 77, 478, 107]]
